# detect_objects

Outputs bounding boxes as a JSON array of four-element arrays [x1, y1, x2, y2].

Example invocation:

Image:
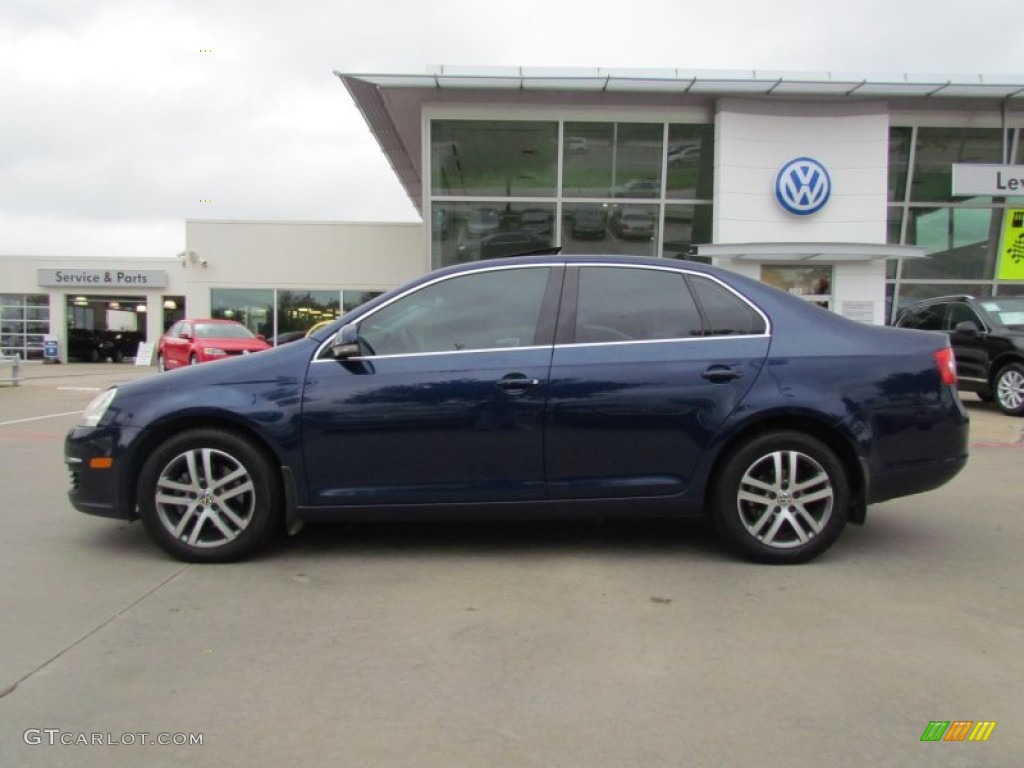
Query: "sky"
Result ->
[[1, 0, 1021, 259]]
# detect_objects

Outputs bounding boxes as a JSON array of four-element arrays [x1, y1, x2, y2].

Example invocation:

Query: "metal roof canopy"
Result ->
[[696, 243, 926, 262], [334, 66, 1024, 211], [338, 66, 1024, 99]]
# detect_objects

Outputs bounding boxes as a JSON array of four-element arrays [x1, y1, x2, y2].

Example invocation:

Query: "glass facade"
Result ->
[[429, 119, 715, 269], [1, 294, 49, 360], [887, 125, 1024, 321], [211, 288, 381, 343]]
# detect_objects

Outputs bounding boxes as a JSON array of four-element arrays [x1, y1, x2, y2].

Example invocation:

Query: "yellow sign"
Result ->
[[999, 209, 1024, 279]]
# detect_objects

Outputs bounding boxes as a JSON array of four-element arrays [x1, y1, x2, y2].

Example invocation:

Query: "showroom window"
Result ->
[[277, 290, 341, 338], [761, 266, 833, 310], [1, 294, 48, 360], [431, 120, 557, 198], [212, 289, 274, 338], [563, 122, 663, 199], [211, 289, 384, 343], [429, 118, 714, 268], [886, 125, 1024, 320]]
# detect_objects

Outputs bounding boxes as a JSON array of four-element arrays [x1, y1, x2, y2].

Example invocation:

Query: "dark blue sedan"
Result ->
[[65, 255, 968, 564]]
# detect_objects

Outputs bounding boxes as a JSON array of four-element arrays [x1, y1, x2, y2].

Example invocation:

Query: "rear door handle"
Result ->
[[701, 365, 743, 383]]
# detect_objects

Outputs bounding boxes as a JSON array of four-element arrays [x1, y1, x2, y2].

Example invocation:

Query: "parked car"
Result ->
[[895, 294, 1024, 415], [613, 179, 660, 198], [518, 209, 552, 236], [67, 329, 115, 362], [105, 330, 144, 362], [571, 206, 607, 240], [66, 255, 968, 565], [156, 318, 270, 371], [609, 208, 655, 240]]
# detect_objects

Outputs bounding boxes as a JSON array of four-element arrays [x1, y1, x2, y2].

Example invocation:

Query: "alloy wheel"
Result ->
[[154, 447, 256, 549], [736, 449, 834, 549]]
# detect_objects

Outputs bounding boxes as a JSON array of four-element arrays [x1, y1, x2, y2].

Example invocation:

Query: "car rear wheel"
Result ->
[[137, 428, 282, 563], [711, 431, 848, 564], [994, 363, 1024, 416]]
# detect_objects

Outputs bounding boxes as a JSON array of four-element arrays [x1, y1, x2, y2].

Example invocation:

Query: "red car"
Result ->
[[157, 319, 270, 371]]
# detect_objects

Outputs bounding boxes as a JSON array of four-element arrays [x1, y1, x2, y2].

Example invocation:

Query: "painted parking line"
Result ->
[[0, 411, 83, 427]]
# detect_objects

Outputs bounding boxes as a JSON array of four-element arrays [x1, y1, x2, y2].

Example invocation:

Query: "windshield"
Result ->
[[978, 297, 1024, 329], [194, 323, 257, 339]]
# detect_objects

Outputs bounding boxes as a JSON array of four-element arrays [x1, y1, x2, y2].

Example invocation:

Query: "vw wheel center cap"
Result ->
[[775, 157, 831, 216]]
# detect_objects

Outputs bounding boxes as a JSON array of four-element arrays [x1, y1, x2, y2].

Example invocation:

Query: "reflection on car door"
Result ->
[[545, 265, 770, 499], [300, 266, 560, 507]]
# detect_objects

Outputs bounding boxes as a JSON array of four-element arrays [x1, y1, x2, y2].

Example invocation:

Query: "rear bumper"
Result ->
[[867, 452, 968, 504]]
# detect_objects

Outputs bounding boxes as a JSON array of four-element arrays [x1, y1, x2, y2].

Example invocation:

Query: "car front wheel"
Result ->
[[994, 363, 1024, 416], [137, 428, 282, 562], [711, 431, 849, 564]]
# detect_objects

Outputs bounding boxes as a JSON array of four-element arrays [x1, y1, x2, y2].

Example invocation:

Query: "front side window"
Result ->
[[359, 267, 551, 356]]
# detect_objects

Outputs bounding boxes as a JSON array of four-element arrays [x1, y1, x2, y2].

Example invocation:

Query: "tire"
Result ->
[[137, 428, 283, 563], [157, 354, 166, 372], [189, 354, 198, 366], [994, 363, 1024, 416], [711, 431, 849, 564]]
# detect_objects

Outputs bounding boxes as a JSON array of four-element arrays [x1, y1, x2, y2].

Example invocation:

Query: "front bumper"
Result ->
[[65, 425, 141, 520]]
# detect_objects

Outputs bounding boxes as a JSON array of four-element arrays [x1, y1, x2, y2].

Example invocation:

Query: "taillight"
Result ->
[[934, 347, 957, 386]]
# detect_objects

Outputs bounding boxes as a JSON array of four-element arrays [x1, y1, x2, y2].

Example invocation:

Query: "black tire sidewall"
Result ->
[[711, 431, 849, 564], [138, 428, 281, 563]]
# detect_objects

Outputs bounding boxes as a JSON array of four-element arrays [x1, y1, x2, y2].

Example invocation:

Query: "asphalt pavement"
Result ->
[[0, 362, 1021, 767]]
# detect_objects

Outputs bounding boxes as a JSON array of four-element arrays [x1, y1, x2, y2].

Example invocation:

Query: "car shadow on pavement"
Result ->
[[276, 517, 727, 562]]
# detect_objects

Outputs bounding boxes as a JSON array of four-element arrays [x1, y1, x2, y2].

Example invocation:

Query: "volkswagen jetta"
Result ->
[[66, 255, 968, 564]]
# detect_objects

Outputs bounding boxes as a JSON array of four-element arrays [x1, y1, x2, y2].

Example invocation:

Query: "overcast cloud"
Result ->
[[1, 0, 1020, 258]]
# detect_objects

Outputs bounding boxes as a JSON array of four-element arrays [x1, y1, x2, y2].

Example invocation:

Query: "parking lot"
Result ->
[[0, 363, 1021, 767]]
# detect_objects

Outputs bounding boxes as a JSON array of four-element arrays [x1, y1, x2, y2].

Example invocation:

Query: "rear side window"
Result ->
[[899, 303, 945, 330], [574, 267, 703, 342], [688, 276, 767, 336]]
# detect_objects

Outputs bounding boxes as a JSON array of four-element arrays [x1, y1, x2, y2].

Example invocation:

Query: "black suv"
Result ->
[[896, 295, 1024, 415]]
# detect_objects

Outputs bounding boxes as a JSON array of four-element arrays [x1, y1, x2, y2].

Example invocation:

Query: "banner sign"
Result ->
[[951, 164, 1024, 196], [998, 209, 1024, 280], [37, 269, 167, 289]]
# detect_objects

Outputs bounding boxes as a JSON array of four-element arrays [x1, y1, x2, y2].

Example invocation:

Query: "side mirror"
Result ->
[[330, 323, 362, 359], [953, 320, 980, 336]]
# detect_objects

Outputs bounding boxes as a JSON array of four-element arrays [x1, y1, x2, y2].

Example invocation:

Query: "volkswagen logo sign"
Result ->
[[775, 157, 831, 216]]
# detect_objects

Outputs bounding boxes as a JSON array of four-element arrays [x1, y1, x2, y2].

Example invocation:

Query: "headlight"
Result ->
[[81, 387, 117, 427]]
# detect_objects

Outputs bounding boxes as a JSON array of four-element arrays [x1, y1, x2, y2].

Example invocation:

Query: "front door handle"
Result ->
[[701, 365, 743, 383], [496, 374, 541, 393]]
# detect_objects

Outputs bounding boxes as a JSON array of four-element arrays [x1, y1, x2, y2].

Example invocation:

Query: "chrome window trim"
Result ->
[[313, 260, 772, 362], [572, 261, 773, 338], [313, 263, 554, 362]]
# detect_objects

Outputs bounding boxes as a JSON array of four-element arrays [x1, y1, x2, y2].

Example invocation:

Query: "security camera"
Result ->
[[200, 259, 208, 268]]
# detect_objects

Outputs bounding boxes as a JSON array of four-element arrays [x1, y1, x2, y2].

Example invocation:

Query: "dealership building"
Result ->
[[3, 67, 1023, 362]]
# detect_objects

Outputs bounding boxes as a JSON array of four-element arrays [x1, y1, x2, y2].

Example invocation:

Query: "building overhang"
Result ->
[[696, 243, 926, 262], [335, 66, 1024, 213]]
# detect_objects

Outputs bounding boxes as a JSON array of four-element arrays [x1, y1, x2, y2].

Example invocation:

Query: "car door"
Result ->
[[544, 264, 770, 499], [945, 301, 990, 384], [300, 264, 561, 507], [163, 321, 190, 368]]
